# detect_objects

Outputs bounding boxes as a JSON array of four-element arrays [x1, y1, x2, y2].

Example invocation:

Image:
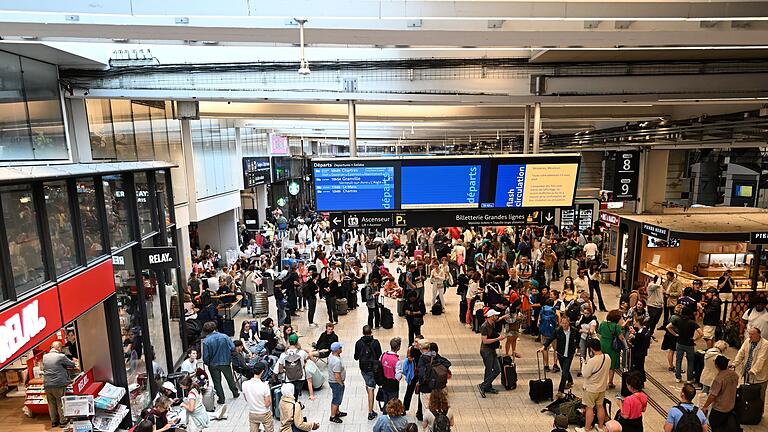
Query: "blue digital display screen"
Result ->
[[401, 165, 481, 209], [314, 165, 395, 211], [494, 164, 527, 207]]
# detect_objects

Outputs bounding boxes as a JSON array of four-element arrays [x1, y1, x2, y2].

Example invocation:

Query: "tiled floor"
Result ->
[[210, 268, 766, 432]]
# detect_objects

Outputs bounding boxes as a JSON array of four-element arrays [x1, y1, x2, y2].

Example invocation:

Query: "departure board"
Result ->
[[313, 161, 396, 211], [401, 165, 481, 209], [494, 163, 579, 208]]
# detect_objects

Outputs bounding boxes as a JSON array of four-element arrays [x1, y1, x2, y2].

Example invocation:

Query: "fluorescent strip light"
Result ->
[[659, 97, 768, 102]]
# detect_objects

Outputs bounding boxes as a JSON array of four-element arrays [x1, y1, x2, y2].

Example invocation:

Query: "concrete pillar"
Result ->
[[180, 119, 198, 221], [255, 184, 268, 229], [523, 105, 531, 154], [532, 102, 542, 154], [348, 100, 357, 157], [638, 149, 669, 214], [177, 225, 193, 279], [68, 99, 93, 163]]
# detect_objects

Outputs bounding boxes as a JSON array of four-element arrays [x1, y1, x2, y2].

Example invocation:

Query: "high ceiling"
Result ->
[[3, 1, 768, 153]]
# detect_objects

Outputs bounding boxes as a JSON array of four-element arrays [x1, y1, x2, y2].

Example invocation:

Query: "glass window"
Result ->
[[165, 267, 183, 367], [156, 171, 171, 228], [111, 100, 138, 161], [86, 99, 116, 159], [113, 249, 150, 421], [150, 106, 170, 161], [20, 58, 68, 160], [134, 172, 155, 237], [1, 184, 46, 294], [44, 181, 78, 276], [141, 266, 168, 380], [0, 52, 33, 160], [131, 102, 154, 161], [165, 102, 188, 205], [103, 175, 132, 250], [76, 178, 105, 261]]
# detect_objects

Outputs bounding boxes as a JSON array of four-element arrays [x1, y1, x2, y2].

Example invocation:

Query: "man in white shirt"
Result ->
[[242, 362, 273, 432], [277, 334, 309, 399], [576, 339, 610, 432], [515, 256, 533, 281], [742, 296, 768, 341], [583, 240, 598, 261]]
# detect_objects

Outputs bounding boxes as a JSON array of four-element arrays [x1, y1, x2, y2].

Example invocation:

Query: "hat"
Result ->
[[486, 309, 500, 318], [554, 414, 569, 429], [288, 334, 299, 345], [161, 382, 177, 393], [330, 342, 343, 352], [252, 362, 266, 374]]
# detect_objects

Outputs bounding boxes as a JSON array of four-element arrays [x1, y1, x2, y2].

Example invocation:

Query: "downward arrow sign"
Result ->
[[544, 213, 554, 222]]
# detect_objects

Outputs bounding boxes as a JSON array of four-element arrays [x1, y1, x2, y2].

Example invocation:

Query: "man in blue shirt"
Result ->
[[664, 383, 708, 432], [202, 321, 240, 405]]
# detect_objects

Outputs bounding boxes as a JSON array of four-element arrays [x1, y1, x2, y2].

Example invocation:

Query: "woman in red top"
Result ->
[[616, 371, 647, 432]]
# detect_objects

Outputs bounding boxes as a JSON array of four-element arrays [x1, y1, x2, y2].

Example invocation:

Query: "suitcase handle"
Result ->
[[537, 350, 547, 380]]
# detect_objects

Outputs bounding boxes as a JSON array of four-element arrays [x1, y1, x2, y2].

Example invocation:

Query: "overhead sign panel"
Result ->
[[312, 154, 580, 212], [750, 231, 768, 245], [641, 223, 670, 241], [243, 157, 271, 188], [612, 150, 640, 201], [328, 208, 544, 228]]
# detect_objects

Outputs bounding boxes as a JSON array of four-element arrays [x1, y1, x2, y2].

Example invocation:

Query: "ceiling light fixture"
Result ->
[[296, 19, 310, 75]]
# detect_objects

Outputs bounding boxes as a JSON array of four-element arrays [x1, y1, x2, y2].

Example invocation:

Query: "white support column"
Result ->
[[255, 184, 268, 229], [348, 100, 357, 157], [68, 98, 93, 163], [180, 119, 198, 221], [532, 102, 542, 154], [523, 105, 531, 154]]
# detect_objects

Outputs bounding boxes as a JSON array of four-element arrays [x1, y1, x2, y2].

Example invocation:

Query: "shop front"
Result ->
[[0, 163, 186, 431], [603, 208, 768, 324]]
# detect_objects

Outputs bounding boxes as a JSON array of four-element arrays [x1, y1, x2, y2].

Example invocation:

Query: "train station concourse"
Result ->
[[1, 2, 768, 432]]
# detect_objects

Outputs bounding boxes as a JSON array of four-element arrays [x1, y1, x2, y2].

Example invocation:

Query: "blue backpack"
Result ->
[[540, 305, 557, 337]]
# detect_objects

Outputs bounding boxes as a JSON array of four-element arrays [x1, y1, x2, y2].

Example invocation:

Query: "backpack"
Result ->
[[673, 405, 703, 432], [432, 409, 451, 432], [283, 351, 304, 382], [359, 339, 378, 372], [539, 305, 557, 336], [566, 300, 582, 323], [425, 356, 449, 391]]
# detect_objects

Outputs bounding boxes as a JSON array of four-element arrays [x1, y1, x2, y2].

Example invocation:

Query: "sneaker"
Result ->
[[217, 404, 228, 419], [544, 366, 551, 373], [329, 416, 343, 424], [368, 412, 378, 421], [487, 388, 499, 394], [575, 427, 592, 432], [553, 365, 561, 372], [676, 378, 683, 383], [337, 412, 348, 417], [51, 423, 60, 428], [478, 384, 487, 398]]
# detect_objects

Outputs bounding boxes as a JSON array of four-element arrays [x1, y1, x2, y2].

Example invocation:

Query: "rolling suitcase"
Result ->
[[473, 309, 484, 333], [735, 378, 764, 425], [219, 317, 235, 337], [397, 299, 406, 317], [500, 355, 518, 390], [381, 306, 394, 329], [202, 386, 216, 412], [529, 351, 554, 402], [271, 384, 282, 420], [335, 298, 348, 316]]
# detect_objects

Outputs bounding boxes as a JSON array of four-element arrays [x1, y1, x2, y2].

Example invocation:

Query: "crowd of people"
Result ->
[[147, 213, 768, 432]]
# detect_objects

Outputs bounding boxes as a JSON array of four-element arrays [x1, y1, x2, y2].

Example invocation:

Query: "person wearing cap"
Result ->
[[478, 308, 508, 397], [701, 287, 722, 349], [154, 381, 181, 407], [242, 362, 274, 432], [277, 333, 310, 400], [327, 342, 348, 424], [279, 383, 319, 432]]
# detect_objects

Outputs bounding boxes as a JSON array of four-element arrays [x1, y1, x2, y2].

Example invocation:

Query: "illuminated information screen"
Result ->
[[401, 165, 481, 209], [313, 162, 395, 211], [494, 163, 580, 208]]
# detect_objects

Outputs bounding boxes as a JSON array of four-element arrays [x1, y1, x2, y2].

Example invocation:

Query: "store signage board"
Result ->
[[641, 223, 670, 241], [612, 150, 640, 201], [599, 212, 621, 227], [58, 260, 116, 325], [140, 247, 178, 269], [312, 154, 581, 212], [242, 157, 271, 188], [243, 209, 259, 230], [269, 134, 289, 155], [750, 231, 768, 245], [329, 208, 546, 229], [0, 287, 63, 368]]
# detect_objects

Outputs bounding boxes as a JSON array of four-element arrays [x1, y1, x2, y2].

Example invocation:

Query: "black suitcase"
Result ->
[[500, 356, 518, 390], [219, 317, 235, 337], [459, 299, 468, 324], [431, 300, 443, 316], [381, 306, 394, 329], [529, 351, 554, 402], [473, 309, 484, 333], [735, 379, 764, 425], [692, 350, 705, 385], [397, 299, 405, 317]]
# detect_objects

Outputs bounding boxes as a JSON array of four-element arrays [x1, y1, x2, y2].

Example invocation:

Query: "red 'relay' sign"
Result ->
[[57, 259, 115, 324], [0, 287, 63, 369]]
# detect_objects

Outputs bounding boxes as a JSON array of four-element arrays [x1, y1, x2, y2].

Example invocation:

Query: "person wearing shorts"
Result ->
[[327, 342, 347, 424], [576, 339, 610, 432]]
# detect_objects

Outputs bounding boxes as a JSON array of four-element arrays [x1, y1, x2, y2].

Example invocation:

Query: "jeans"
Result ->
[[545, 268, 554, 287], [557, 354, 574, 393], [367, 306, 381, 328], [675, 343, 696, 381], [407, 320, 422, 346], [326, 295, 338, 323], [647, 306, 663, 337], [480, 348, 501, 391], [245, 292, 255, 317], [277, 304, 288, 326], [209, 364, 239, 403], [307, 297, 317, 325], [589, 279, 606, 310]]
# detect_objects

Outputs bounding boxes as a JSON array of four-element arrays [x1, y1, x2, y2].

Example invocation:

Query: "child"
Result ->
[[551, 414, 569, 432]]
